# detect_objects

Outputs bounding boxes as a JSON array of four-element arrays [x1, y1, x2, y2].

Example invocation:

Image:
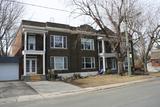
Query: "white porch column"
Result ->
[[43, 33, 46, 51], [23, 54, 26, 76], [103, 56, 106, 72], [23, 31, 27, 76], [102, 39, 105, 53], [24, 32, 27, 50], [43, 54, 45, 75], [102, 39, 106, 72], [43, 33, 46, 75]]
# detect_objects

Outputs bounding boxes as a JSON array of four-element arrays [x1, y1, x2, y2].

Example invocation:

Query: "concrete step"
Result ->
[[30, 75, 41, 81], [21, 75, 46, 81]]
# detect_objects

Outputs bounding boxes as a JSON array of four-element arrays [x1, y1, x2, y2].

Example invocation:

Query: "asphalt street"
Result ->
[[1, 78, 160, 107]]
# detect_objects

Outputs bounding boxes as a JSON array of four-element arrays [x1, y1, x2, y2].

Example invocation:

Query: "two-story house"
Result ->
[[10, 20, 99, 80]]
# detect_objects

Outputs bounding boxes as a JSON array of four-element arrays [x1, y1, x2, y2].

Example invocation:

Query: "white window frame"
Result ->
[[50, 35, 67, 49], [82, 57, 95, 69], [81, 38, 94, 50], [50, 56, 68, 70]]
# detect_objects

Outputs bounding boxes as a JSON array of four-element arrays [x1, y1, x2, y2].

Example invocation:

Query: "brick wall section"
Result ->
[[46, 31, 98, 73], [10, 29, 22, 56]]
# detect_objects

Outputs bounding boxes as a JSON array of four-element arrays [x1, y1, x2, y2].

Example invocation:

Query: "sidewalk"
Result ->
[[0, 77, 156, 105], [26, 81, 81, 94]]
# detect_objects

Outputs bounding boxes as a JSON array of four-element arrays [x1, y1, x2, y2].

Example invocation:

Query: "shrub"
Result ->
[[104, 69, 112, 75]]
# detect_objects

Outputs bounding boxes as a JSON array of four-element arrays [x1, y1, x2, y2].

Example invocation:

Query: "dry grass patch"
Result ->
[[149, 72, 160, 77], [71, 75, 150, 88]]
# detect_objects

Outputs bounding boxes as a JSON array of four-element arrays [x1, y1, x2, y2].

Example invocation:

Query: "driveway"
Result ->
[[26, 81, 82, 94], [0, 81, 37, 98]]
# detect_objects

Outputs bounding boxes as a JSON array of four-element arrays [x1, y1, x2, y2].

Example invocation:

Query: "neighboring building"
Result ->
[[147, 49, 160, 72], [150, 49, 160, 67], [10, 20, 100, 80]]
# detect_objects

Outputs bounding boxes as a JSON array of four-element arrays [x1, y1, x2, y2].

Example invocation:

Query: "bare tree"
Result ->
[[71, 0, 141, 74], [0, 0, 23, 56], [129, 7, 160, 72]]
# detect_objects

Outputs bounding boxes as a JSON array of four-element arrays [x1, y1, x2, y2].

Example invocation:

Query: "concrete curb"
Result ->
[[0, 77, 156, 105]]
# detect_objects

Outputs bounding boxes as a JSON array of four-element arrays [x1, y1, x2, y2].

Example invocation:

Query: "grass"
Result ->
[[71, 74, 151, 88], [149, 72, 160, 77]]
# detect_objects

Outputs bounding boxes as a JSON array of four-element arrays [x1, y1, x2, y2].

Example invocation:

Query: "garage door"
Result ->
[[0, 63, 19, 81]]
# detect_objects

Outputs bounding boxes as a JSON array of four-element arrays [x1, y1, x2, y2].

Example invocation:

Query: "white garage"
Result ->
[[0, 57, 19, 81]]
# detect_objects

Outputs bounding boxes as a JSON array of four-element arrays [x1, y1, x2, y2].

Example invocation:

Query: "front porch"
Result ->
[[99, 57, 117, 73], [22, 29, 46, 81], [98, 36, 118, 73], [22, 55, 46, 81]]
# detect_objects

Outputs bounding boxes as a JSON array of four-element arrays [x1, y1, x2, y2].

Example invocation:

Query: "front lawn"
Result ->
[[149, 72, 160, 77], [70, 75, 151, 88]]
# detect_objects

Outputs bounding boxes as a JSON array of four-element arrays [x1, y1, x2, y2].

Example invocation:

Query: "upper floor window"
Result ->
[[98, 41, 102, 53], [28, 36, 36, 50], [50, 35, 67, 49], [105, 41, 112, 53], [81, 38, 94, 50]]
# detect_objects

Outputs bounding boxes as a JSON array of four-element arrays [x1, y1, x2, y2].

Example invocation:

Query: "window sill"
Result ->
[[81, 68, 96, 70], [81, 49, 95, 51], [54, 69, 68, 70], [50, 47, 68, 50]]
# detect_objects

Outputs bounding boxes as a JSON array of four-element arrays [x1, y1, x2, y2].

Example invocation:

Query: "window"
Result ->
[[81, 38, 94, 50], [50, 56, 68, 70], [50, 35, 67, 48], [82, 57, 95, 69], [28, 36, 36, 50], [111, 58, 116, 70], [105, 41, 112, 53], [98, 41, 102, 53]]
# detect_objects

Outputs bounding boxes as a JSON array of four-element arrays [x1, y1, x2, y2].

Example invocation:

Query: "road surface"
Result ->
[[1, 78, 160, 107]]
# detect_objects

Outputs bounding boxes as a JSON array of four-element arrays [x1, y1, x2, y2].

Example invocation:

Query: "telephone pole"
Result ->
[[124, 0, 132, 76]]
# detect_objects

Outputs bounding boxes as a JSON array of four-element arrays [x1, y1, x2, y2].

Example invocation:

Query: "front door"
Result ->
[[26, 58, 37, 74]]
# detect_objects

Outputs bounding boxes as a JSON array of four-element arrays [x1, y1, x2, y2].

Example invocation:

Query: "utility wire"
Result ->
[[8, 0, 80, 14]]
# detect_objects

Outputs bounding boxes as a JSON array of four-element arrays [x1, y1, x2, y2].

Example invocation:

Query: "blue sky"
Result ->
[[22, 0, 160, 26]]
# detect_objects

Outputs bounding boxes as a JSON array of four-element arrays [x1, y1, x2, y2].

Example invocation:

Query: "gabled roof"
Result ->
[[0, 57, 19, 63]]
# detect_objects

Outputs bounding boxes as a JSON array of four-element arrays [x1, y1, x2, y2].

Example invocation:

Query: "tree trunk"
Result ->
[[117, 57, 124, 75], [143, 55, 148, 72]]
